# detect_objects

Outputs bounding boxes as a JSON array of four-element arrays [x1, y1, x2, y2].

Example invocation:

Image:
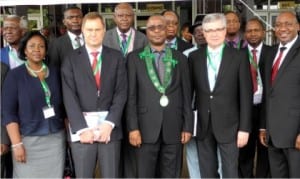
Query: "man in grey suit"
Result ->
[[48, 6, 84, 67], [103, 3, 148, 57], [126, 14, 193, 177], [61, 12, 127, 178], [102, 3, 147, 177], [260, 11, 300, 178], [189, 13, 252, 178]]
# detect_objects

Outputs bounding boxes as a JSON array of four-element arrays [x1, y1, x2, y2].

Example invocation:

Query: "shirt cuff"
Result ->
[[104, 121, 115, 129], [76, 127, 91, 136]]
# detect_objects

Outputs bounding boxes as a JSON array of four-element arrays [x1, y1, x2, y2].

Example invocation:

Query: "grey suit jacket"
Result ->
[[48, 33, 76, 67], [126, 48, 193, 144], [189, 44, 252, 143], [261, 37, 300, 148], [61, 45, 127, 141], [103, 27, 148, 57]]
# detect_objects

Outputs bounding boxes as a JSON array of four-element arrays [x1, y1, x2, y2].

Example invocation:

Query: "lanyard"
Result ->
[[117, 31, 132, 55], [248, 49, 258, 70], [93, 55, 102, 76], [207, 44, 225, 73], [25, 62, 51, 107]]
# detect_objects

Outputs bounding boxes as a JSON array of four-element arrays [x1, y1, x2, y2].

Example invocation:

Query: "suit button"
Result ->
[[210, 95, 213, 99]]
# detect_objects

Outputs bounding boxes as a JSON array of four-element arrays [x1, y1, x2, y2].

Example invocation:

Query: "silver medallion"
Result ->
[[160, 95, 169, 107]]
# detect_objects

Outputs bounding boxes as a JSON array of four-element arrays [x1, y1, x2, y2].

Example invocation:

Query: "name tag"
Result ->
[[43, 106, 55, 119]]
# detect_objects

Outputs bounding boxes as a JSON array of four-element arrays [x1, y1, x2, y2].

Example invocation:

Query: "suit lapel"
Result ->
[[79, 47, 97, 87], [199, 47, 211, 92], [113, 28, 122, 51], [273, 37, 300, 86], [213, 46, 231, 91]]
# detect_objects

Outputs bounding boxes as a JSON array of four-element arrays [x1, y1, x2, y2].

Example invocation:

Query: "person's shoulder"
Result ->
[[102, 45, 124, 58]]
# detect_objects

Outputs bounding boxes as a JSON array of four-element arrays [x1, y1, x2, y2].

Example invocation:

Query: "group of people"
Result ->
[[1, 2, 300, 178]]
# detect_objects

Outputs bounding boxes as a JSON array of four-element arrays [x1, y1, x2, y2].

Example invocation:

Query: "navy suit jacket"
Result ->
[[61, 45, 127, 140], [0, 47, 10, 68]]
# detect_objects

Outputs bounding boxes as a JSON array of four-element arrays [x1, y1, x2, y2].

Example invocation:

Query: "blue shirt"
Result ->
[[1, 64, 65, 136]]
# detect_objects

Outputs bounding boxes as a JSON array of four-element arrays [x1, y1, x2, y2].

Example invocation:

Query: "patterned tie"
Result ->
[[75, 36, 81, 49], [120, 33, 127, 51], [271, 47, 286, 85], [155, 51, 165, 84], [91, 52, 100, 89], [228, 41, 235, 48], [251, 49, 258, 93]]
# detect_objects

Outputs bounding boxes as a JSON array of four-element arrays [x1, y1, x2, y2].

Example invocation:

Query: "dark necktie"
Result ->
[[251, 49, 258, 93], [271, 47, 286, 85], [155, 51, 165, 84], [121, 33, 127, 50], [228, 41, 235, 48], [75, 36, 81, 48], [91, 52, 100, 89]]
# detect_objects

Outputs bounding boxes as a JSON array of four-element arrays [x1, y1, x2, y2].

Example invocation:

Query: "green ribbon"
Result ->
[[139, 45, 177, 94]]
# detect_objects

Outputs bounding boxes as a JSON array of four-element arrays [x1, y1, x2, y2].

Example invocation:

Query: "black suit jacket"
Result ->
[[261, 37, 300, 148], [189, 45, 252, 143], [126, 48, 193, 144], [61, 45, 127, 140], [48, 33, 75, 67], [176, 37, 194, 53]]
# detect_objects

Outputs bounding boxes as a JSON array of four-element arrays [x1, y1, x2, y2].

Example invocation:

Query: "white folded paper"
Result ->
[[69, 111, 108, 142]]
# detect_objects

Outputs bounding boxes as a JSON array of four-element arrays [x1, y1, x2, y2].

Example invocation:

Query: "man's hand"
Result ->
[[237, 131, 249, 148], [295, 134, 300, 150], [259, 130, 268, 147], [181, 132, 192, 144], [96, 123, 113, 144], [79, 129, 94, 144], [0, 144, 9, 156], [129, 130, 142, 148]]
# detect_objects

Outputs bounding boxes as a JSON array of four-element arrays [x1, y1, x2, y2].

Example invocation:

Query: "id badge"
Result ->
[[43, 105, 55, 119]]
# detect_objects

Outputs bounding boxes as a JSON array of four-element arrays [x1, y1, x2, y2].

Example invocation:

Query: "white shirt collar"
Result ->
[[67, 31, 83, 41], [116, 27, 132, 37], [279, 35, 298, 50]]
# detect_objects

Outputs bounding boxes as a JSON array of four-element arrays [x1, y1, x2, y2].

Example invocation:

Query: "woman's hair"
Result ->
[[18, 31, 48, 61]]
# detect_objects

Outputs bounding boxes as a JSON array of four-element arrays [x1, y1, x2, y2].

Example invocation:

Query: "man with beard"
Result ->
[[239, 17, 271, 178]]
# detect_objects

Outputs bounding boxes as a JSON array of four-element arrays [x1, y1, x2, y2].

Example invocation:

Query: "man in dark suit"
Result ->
[[1, 62, 12, 178], [0, 15, 27, 69], [102, 4, 147, 177], [260, 11, 300, 178], [161, 10, 193, 52], [126, 14, 193, 178], [103, 3, 148, 57], [238, 17, 271, 178], [48, 6, 84, 67], [189, 13, 252, 178], [61, 12, 127, 178]]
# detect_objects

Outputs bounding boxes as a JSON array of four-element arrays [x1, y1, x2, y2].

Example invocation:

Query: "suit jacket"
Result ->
[[261, 37, 300, 148], [0, 47, 10, 68], [176, 37, 194, 53], [1, 62, 9, 145], [103, 28, 148, 56], [48, 33, 75, 67], [61, 45, 127, 141], [189, 44, 252, 143], [243, 44, 272, 87], [126, 48, 193, 144]]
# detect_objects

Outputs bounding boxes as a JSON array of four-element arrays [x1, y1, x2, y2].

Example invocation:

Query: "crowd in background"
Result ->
[[1, 2, 300, 178]]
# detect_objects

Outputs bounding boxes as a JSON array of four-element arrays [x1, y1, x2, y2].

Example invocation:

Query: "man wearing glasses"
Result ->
[[126, 14, 193, 177], [189, 13, 252, 178]]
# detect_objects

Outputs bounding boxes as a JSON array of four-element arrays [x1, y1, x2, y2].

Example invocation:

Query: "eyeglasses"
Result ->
[[203, 27, 225, 33], [65, 15, 82, 20], [116, 14, 133, 19], [147, 25, 166, 32], [275, 22, 296, 29]]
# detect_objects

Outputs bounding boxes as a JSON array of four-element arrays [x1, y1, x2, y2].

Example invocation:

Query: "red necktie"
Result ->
[[251, 49, 258, 93], [271, 47, 286, 85], [91, 52, 100, 89]]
